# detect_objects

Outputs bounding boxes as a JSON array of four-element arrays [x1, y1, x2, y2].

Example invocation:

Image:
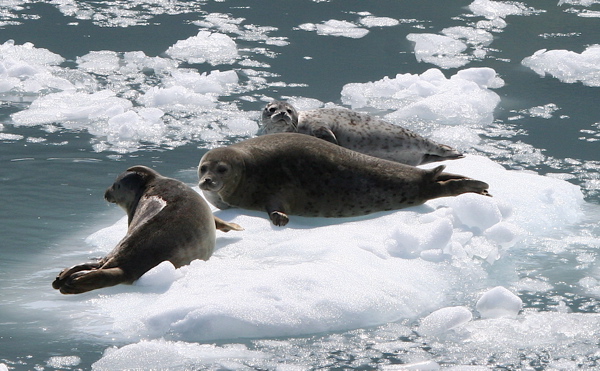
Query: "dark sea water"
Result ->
[[1, 0, 599, 370]]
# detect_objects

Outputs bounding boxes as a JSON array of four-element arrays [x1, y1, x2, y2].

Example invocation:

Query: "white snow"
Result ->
[[522, 45, 600, 87]]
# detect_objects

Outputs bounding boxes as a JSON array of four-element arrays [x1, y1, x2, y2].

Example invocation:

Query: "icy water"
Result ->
[[1, 0, 600, 370]]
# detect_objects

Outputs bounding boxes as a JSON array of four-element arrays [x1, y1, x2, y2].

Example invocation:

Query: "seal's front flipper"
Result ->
[[265, 198, 290, 226], [269, 211, 289, 226], [57, 267, 128, 294], [214, 216, 244, 232], [312, 126, 338, 145], [52, 262, 102, 290]]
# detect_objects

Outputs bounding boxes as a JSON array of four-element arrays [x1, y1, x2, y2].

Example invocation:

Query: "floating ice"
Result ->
[[405, 0, 540, 68], [359, 16, 400, 28], [51, 0, 204, 27], [441, 26, 494, 47], [11, 90, 132, 126], [195, 13, 289, 45], [406, 33, 470, 69], [0, 40, 64, 66], [46, 154, 584, 345], [139, 86, 217, 109], [165, 31, 239, 65], [0, 40, 74, 99], [297, 20, 369, 39], [164, 70, 239, 95], [519, 103, 560, 119], [522, 45, 600, 87], [455, 312, 600, 362], [92, 340, 267, 370], [382, 360, 441, 370], [341, 67, 503, 128], [77, 51, 121, 75], [46, 356, 81, 369], [558, 0, 600, 6], [418, 306, 473, 337], [468, 0, 538, 19], [476, 286, 522, 318], [4, 38, 261, 152]]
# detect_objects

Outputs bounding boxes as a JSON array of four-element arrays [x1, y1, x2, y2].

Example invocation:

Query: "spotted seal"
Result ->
[[198, 133, 489, 226], [260, 100, 464, 166], [52, 165, 242, 294]]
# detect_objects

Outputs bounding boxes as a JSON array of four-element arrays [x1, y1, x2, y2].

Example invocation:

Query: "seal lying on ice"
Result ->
[[260, 100, 463, 166], [198, 133, 489, 226], [52, 165, 242, 294]]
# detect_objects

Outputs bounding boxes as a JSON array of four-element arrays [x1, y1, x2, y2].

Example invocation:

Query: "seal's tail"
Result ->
[[429, 165, 491, 197]]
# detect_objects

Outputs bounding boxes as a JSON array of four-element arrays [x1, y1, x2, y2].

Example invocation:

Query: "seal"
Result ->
[[260, 100, 464, 166], [52, 165, 242, 294], [198, 133, 490, 226]]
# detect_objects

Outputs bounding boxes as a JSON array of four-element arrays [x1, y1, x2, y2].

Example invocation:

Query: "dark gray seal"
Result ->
[[52, 165, 242, 294], [260, 100, 464, 166], [198, 133, 489, 226]]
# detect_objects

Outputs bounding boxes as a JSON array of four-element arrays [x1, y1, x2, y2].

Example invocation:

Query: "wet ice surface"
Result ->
[[2, 0, 600, 369]]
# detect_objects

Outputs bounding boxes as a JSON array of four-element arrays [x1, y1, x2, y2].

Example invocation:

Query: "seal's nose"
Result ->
[[104, 188, 114, 203], [199, 177, 212, 190]]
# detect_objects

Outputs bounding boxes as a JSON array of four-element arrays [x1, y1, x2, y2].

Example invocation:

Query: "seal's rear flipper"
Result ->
[[52, 262, 102, 290], [214, 216, 244, 232], [429, 166, 491, 197], [56, 267, 128, 294], [439, 178, 490, 197]]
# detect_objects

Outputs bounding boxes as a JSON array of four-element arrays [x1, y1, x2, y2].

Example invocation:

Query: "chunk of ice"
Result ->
[[418, 306, 473, 336], [476, 286, 522, 318]]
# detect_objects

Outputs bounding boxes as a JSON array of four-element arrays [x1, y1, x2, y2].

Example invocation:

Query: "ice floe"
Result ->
[[44, 153, 584, 346], [341, 67, 504, 131], [297, 20, 370, 39], [522, 45, 600, 87]]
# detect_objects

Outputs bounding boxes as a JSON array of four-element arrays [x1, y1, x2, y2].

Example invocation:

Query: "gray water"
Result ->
[[1, 0, 599, 369]]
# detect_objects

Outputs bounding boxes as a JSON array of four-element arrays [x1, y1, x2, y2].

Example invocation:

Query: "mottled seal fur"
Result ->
[[52, 165, 242, 294], [260, 100, 464, 166], [198, 133, 489, 226]]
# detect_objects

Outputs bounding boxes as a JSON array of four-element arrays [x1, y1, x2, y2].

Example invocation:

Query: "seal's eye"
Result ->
[[199, 165, 207, 174], [268, 106, 276, 113], [216, 165, 228, 174], [287, 109, 293, 114]]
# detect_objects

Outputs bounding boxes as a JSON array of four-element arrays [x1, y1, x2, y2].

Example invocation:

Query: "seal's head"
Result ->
[[260, 100, 299, 134], [198, 147, 244, 194], [105, 166, 158, 210]]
